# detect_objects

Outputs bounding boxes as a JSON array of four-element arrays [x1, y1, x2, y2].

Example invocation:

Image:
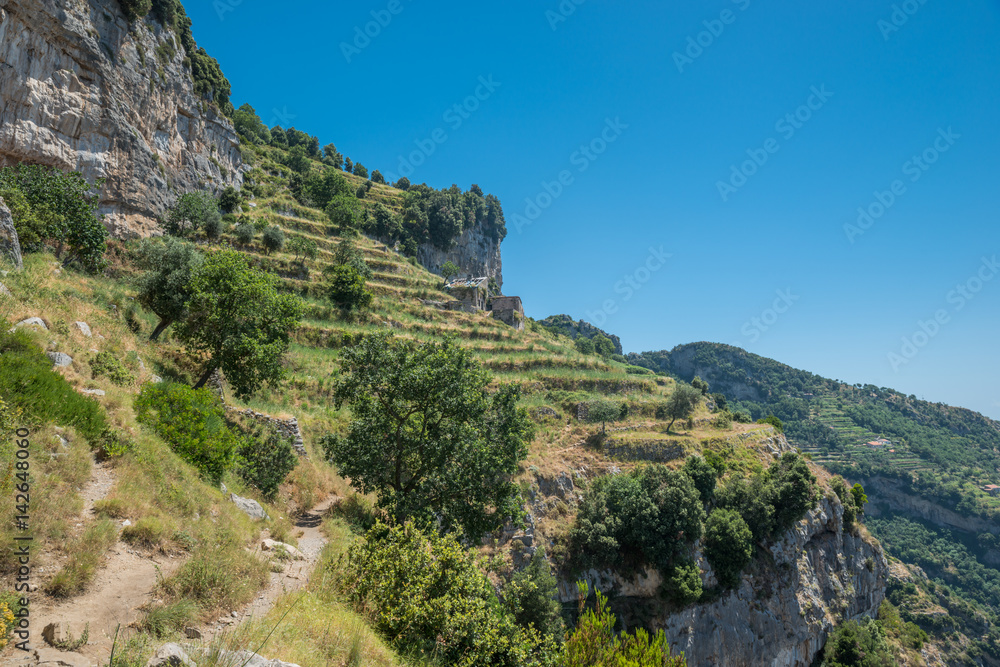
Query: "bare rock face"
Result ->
[[0, 196, 22, 269], [0, 0, 243, 238], [417, 222, 504, 290]]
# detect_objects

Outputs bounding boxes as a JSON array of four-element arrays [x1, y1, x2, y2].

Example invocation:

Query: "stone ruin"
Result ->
[[490, 296, 525, 331], [441, 277, 525, 330]]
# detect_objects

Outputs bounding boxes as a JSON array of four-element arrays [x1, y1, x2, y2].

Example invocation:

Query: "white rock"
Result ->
[[11, 317, 47, 331], [146, 643, 196, 667], [73, 321, 92, 337], [261, 539, 305, 560], [230, 493, 268, 520], [46, 351, 72, 367], [80, 388, 106, 397]]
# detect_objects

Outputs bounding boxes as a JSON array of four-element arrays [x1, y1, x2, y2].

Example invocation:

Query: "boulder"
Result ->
[[47, 352, 73, 367], [0, 197, 22, 271], [230, 493, 268, 520], [73, 321, 92, 337], [41, 621, 72, 646], [0, 282, 11, 297], [80, 388, 106, 397], [11, 317, 47, 331], [183, 627, 202, 640], [146, 643, 196, 667]]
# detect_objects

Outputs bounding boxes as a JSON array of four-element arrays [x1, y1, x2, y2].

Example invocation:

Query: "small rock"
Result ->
[[0, 282, 11, 298], [46, 352, 72, 367], [41, 621, 71, 646], [184, 627, 202, 640], [80, 388, 106, 397], [73, 321, 92, 337], [123, 519, 132, 527], [11, 317, 47, 331], [146, 643, 196, 667], [220, 482, 227, 494], [231, 611, 238, 618], [261, 539, 305, 560], [151, 375, 163, 383], [230, 493, 268, 520]]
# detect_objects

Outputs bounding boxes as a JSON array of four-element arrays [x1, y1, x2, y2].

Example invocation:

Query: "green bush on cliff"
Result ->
[[703, 508, 753, 588]]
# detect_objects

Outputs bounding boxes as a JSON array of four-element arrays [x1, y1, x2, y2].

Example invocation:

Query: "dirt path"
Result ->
[[202, 496, 338, 637], [23, 460, 183, 666]]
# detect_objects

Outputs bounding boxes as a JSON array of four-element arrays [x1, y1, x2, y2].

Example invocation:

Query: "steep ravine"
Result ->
[[0, 0, 243, 237]]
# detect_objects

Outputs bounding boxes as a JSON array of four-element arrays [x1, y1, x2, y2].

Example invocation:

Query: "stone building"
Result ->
[[490, 296, 524, 331], [443, 277, 489, 312]]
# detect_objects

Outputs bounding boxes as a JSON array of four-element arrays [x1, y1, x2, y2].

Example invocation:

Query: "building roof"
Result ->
[[444, 277, 488, 290]]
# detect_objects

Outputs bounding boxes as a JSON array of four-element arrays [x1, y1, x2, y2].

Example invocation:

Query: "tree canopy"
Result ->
[[326, 333, 534, 540], [135, 237, 204, 340], [176, 249, 303, 397]]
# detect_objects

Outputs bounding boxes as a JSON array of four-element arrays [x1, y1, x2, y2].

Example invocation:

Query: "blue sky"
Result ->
[[186, 0, 1000, 419]]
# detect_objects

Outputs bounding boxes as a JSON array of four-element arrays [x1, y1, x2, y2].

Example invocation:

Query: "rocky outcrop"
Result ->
[[559, 493, 887, 667], [0, 0, 243, 238], [865, 476, 999, 535], [418, 221, 503, 289], [0, 196, 22, 269]]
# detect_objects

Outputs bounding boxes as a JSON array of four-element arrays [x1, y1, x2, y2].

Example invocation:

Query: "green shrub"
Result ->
[[563, 585, 686, 666], [570, 465, 703, 572], [233, 424, 298, 501], [122, 516, 169, 548], [682, 455, 717, 502], [90, 351, 135, 387], [704, 508, 753, 588], [503, 549, 565, 642], [757, 414, 784, 432], [664, 562, 703, 605], [732, 409, 752, 424], [134, 382, 238, 484], [96, 427, 134, 460], [326, 265, 372, 311], [823, 617, 896, 666], [0, 330, 106, 442], [715, 452, 817, 541], [339, 521, 553, 666], [138, 600, 199, 638], [234, 222, 255, 245], [711, 410, 733, 429], [164, 191, 221, 238]]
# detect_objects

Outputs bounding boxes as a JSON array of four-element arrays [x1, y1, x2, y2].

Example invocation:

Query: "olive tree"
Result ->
[[135, 237, 204, 341]]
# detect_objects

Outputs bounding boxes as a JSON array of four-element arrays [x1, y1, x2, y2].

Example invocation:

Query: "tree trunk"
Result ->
[[149, 318, 172, 341], [667, 417, 676, 434], [193, 363, 217, 390]]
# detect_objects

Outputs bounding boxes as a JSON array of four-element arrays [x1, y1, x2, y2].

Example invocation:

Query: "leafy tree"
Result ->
[[343, 157, 353, 174], [682, 455, 717, 502], [587, 399, 621, 435], [325, 194, 361, 235], [370, 169, 385, 184], [823, 618, 897, 667], [504, 549, 565, 642], [232, 104, 270, 144], [322, 143, 342, 167], [769, 452, 818, 533], [326, 265, 373, 311], [0, 164, 107, 271], [134, 382, 238, 484], [287, 235, 318, 265], [757, 414, 784, 432], [284, 146, 311, 175], [703, 508, 753, 588], [331, 237, 372, 278], [302, 169, 351, 209], [327, 334, 534, 540], [658, 384, 701, 433], [340, 521, 554, 666], [440, 261, 460, 282], [135, 237, 204, 340], [563, 585, 686, 666], [575, 337, 596, 355], [165, 190, 220, 238], [176, 250, 303, 397], [218, 186, 243, 213], [269, 126, 288, 148], [691, 376, 709, 395], [234, 222, 255, 246], [394, 177, 411, 190], [261, 225, 285, 255], [851, 483, 868, 513], [715, 472, 775, 542], [619, 401, 630, 420], [593, 334, 615, 357], [306, 136, 321, 158], [366, 202, 402, 239]]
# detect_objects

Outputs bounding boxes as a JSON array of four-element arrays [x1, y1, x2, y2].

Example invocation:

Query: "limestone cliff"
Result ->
[[417, 221, 503, 290], [559, 493, 887, 667], [865, 476, 999, 535], [0, 0, 243, 238]]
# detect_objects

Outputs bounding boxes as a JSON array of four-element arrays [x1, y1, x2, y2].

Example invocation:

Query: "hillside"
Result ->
[[631, 342, 1000, 663], [0, 1, 898, 666]]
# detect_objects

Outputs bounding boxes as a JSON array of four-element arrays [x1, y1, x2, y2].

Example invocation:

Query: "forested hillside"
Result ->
[[630, 342, 1000, 663]]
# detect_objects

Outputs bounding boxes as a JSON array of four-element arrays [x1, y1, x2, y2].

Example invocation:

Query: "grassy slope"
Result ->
[[1, 158, 846, 664]]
